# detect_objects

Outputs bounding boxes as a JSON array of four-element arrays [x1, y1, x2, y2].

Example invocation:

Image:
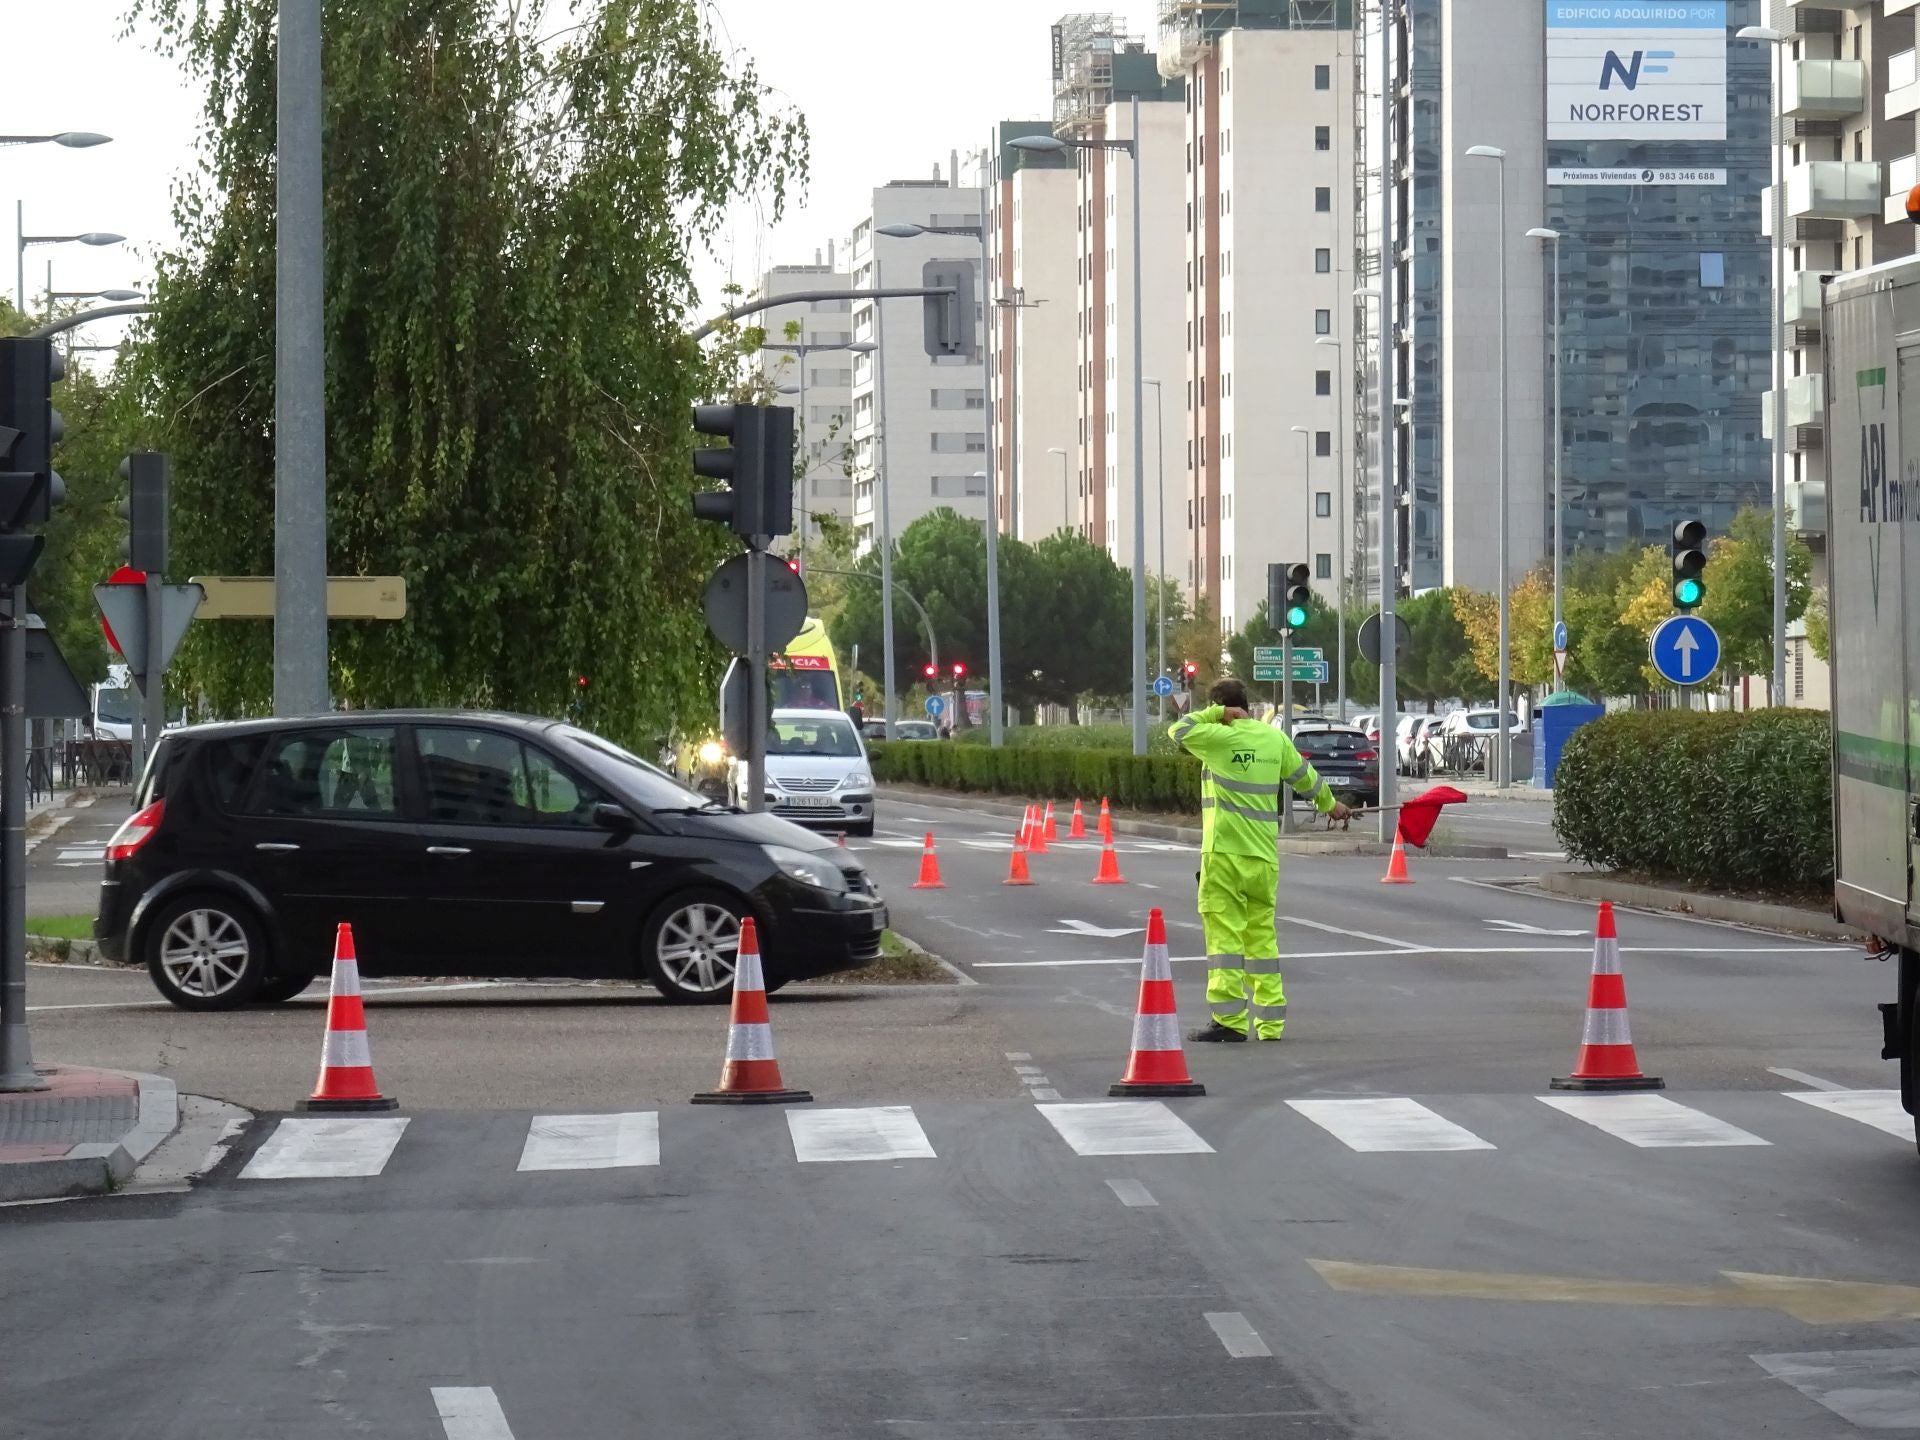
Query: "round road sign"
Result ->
[[924, 695, 946, 717], [1152, 675, 1175, 697]]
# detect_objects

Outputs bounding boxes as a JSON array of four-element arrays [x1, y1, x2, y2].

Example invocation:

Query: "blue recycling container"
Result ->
[[1531, 692, 1604, 790]]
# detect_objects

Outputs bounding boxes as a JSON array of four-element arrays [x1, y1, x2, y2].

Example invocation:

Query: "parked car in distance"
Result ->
[[95, 711, 886, 1011], [1289, 724, 1380, 807], [1440, 708, 1524, 738], [1397, 714, 1440, 775], [891, 720, 940, 741], [1351, 712, 1381, 743]]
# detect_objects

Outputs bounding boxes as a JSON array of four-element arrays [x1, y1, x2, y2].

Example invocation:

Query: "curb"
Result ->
[[877, 785, 1507, 860], [0, 1069, 180, 1202], [27, 935, 105, 966], [1534, 871, 1860, 940], [887, 929, 976, 987]]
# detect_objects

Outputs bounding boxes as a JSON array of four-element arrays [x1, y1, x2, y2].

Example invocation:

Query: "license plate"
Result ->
[[782, 795, 838, 808]]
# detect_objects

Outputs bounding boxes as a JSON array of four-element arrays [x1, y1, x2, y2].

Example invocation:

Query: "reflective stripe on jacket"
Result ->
[[1169, 704, 1335, 862]]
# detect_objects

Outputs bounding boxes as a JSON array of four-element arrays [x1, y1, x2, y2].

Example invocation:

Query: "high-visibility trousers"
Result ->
[[1197, 852, 1284, 1039]]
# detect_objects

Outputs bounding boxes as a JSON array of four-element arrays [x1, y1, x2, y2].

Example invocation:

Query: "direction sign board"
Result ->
[[1152, 675, 1175, 697], [1648, 614, 1721, 687], [188, 575, 408, 620], [924, 694, 946, 717], [1553, 620, 1569, 654], [1254, 661, 1329, 684], [1255, 645, 1322, 664]]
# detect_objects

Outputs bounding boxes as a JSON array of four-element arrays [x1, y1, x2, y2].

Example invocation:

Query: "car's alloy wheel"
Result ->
[[653, 900, 741, 999], [145, 894, 268, 1011]]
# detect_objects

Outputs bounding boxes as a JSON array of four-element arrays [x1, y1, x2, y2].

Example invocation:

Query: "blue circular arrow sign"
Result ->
[[924, 694, 946, 717], [1152, 675, 1175, 696], [1648, 614, 1721, 687], [1553, 619, 1569, 653]]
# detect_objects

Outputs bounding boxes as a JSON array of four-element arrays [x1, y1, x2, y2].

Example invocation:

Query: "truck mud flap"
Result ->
[[1883, 1001, 1904, 1061]]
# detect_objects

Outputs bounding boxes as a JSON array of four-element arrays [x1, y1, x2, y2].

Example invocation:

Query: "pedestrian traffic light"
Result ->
[[0, 337, 66, 586], [1671, 518, 1708, 611], [690, 403, 795, 540], [1283, 562, 1313, 630], [117, 452, 168, 574]]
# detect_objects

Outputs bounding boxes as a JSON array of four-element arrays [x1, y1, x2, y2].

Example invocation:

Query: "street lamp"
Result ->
[[874, 220, 1006, 747], [1313, 333, 1350, 718], [14, 204, 124, 313], [1011, 108, 1149, 756], [764, 336, 867, 567], [1047, 447, 1069, 535], [1465, 143, 1511, 787], [847, 336, 899, 739], [0, 132, 110, 150], [1527, 226, 1566, 690], [49, 288, 141, 302], [1740, 22, 1790, 706], [1144, 379, 1169, 720]]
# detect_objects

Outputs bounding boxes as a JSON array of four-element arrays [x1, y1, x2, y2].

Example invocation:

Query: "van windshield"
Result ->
[[95, 687, 133, 726], [769, 716, 861, 757]]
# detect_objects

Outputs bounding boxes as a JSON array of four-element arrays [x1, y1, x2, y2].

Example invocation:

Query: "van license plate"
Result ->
[[783, 795, 837, 808]]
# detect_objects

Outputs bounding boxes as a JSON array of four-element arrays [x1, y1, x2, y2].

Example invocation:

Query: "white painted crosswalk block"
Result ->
[[1538, 1094, 1769, 1148], [517, 1113, 660, 1172], [788, 1106, 937, 1163], [1287, 1097, 1495, 1153], [1785, 1089, 1913, 1140], [241, 1117, 410, 1179], [1037, 1101, 1214, 1156]]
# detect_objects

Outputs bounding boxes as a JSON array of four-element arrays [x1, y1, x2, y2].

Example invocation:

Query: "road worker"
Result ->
[[1170, 676, 1351, 1041]]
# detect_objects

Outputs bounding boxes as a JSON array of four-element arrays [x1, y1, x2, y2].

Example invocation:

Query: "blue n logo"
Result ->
[[1599, 50, 1672, 90]]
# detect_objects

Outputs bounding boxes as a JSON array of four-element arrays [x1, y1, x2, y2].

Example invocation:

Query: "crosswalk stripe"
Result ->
[[788, 1106, 937, 1163], [1036, 1101, 1215, 1156], [1784, 1088, 1912, 1140], [517, 1113, 659, 1171], [1287, 1097, 1495, 1153], [1538, 1094, 1769, 1148], [241, 1117, 410, 1179], [432, 1386, 516, 1440]]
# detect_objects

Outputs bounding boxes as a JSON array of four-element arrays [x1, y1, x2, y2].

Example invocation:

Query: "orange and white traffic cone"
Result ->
[[836, 831, 848, 849], [1069, 798, 1087, 840], [1027, 802, 1049, 854], [1092, 834, 1126, 885], [1004, 830, 1034, 886], [1042, 801, 1059, 844], [693, 918, 813, 1105], [1549, 902, 1663, 1093], [1110, 908, 1204, 1097], [911, 832, 946, 890], [1380, 827, 1413, 884], [1098, 796, 1113, 843], [298, 923, 398, 1113]]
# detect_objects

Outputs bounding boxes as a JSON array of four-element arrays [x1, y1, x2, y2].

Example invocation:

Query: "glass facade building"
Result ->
[[1402, 0, 1443, 589]]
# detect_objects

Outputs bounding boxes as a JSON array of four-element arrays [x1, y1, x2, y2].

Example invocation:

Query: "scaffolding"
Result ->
[[1052, 14, 1133, 135], [1350, 0, 1379, 602], [1157, 0, 1346, 75]]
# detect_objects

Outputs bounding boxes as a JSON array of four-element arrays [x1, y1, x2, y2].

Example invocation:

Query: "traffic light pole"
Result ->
[[746, 543, 768, 814], [0, 584, 41, 1090], [142, 570, 165, 760], [1280, 628, 1294, 836]]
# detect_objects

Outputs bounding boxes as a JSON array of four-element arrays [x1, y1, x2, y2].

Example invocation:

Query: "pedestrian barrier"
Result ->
[[1042, 801, 1058, 844], [911, 832, 946, 890], [1004, 829, 1034, 886], [298, 923, 399, 1113], [1109, 908, 1205, 1097], [1092, 834, 1126, 885], [1550, 902, 1664, 1092], [1381, 829, 1413, 884], [1069, 798, 1088, 840], [692, 917, 813, 1105]]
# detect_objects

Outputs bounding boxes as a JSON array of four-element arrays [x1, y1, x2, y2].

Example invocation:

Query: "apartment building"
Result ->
[[754, 259, 856, 547]]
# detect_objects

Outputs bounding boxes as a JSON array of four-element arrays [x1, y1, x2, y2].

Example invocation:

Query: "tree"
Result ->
[[1392, 588, 1486, 706], [1013, 532, 1130, 717], [1561, 550, 1646, 699], [119, 0, 807, 747], [1805, 586, 1831, 665], [1699, 506, 1812, 680]]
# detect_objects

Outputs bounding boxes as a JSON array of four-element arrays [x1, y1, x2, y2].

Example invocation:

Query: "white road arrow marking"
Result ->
[[1674, 625, 1698, 678], [1047, 919, 1146, 939], [1485, 918, 1590, 937]]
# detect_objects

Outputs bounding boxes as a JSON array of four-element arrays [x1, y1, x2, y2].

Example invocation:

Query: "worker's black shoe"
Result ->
[[1188, 1022, 1248, 1044]]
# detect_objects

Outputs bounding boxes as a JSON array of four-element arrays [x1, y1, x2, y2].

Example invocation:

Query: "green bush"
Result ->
[[953, 723, 1182, 756], [871, 739, 1202, 814], [1552, 709, 1833, 894]]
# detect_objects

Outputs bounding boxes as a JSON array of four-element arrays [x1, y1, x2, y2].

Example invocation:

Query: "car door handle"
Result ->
[[426, 846, 471, 857], [255, 842, 300, 853]]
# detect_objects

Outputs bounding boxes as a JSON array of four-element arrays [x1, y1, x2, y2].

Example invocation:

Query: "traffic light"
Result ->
[[923, 662, 938, 680], [690, 403, 795, 540], [117, 452, 168, 574], [1283, 562, 1313, 630], [0, 337, 67, 586], [1182, 660, 1198, 691], [922, 258, 978, 361], [1671, 518, 1708, 611], [951, 662, 966, 681]]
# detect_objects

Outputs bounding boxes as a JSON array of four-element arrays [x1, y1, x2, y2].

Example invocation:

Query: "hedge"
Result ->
[[872, 739, 1203, 814], [953, 723, 1182, 756], [1552, 710, 1833, 894]]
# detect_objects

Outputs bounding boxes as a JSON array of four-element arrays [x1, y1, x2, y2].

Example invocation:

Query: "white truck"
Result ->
[[89, 662, 135, 741], [1823, 256, 1920, 1148]]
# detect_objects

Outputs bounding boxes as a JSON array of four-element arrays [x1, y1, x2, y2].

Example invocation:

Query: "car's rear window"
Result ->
[[1296, 731, 1371, 756], [202, 733, 271, 811]]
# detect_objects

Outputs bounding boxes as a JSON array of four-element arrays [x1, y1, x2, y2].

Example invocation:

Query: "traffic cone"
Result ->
[[1092, 834, 1126, 885], [1550, 902, 1664, 1092], [297, 923, 398, 1113], [1110, 908, 1204, 1097], [1027, 802, 1050, 854], [836, 831, 848, 849], [1099, 796, 1113, 843], [1069, 798, 1087, 839], [1042, 801, 1059, 844], [693, 918, 813, 1105], [1381, 826, 1413, 884], [911, 832, 945, 889], [1004, 830, 1034, 886]]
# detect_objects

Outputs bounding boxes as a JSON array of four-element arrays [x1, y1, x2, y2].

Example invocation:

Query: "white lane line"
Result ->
[[1444, 874, 1858, 940], [27, 1000, 171, 1013], [1107, 1178, 1159, 1208], [1204, 1311, 1272, 1359], [517, 1113, 659, 1172], [1038, 1101, 1214, 1156], [1287, 1097, 1495, 1153], [55, 846, 105, 862], [1030, 1087, 1062, 1101], [1538, 1094, 1769, 1148], [1005, 1051, 1033, 1062], [433, 1386, 516, 1440], [1767, 1067, 1849, 1093], [866, 838, 928, 849], [1785, 1089, 1913, 1139], [975, 947, 1405, 969], [972, 942, 1846, 969], [241, 1117, 409, 1180], [788, 1106, 937, 1163], [1282, 914, 1434, 953]]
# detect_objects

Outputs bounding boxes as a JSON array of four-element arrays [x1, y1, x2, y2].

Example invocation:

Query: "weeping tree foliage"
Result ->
[[118, 0, 806, 745]]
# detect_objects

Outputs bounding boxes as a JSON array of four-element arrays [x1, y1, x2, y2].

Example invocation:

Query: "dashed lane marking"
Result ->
[[1767, 1067, 1849, 1093], [788, 1106, 937, 1163], [1204, 1311, 1272, 1359], [1784, 1089, 1912, 1140], [433, 1387, 517, 1440], [517, 1112, 660, 1171], [1287, 1097, 1495, 1153], [1106, 1178, 1159, 1208], [1037, 1101, 1214, 1157], [241, 1117, 410, 1180], [1537, 1094, 1770, 1149]]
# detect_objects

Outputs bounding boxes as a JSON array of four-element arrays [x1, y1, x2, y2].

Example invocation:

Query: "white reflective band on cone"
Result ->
[[321, 1028, 373, 1069], [724, 1022, 777, 1062], [329, 959, 362, 998], [1590, 937, 1621, 976], [1141, 943, 1172, 981], [1131, 1011, 1182, 1052], [1581, 1006, 1633, 1047], [735, 949, 765, 992]]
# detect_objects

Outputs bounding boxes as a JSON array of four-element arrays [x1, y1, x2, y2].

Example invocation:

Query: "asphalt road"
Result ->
[[9, 786, 1919, 1439]]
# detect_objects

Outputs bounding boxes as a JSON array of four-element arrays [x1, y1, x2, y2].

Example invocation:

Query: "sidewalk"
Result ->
[[0, 1066, 178, 1201], [1435, 776, 1556, 804]]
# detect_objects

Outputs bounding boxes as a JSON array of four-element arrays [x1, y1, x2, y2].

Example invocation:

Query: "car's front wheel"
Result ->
[[255, 968, 317, 1004], [642, 889, 750, 1004], [144, 893, 270, 1011]]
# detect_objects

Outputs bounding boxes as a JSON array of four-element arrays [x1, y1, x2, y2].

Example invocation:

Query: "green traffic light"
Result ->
[[1285, 605, 1310, 628], [1674, 577, 1704, 608]]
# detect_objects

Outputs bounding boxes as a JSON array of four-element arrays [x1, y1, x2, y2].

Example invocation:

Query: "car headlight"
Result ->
[[763, 844, 848, 892], [697, 740, 726, 765], [840, 771, 872, 791]]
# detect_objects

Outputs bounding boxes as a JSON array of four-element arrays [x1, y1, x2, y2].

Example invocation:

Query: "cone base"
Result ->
[[1093, 876, 1126, 885], [910, 881, 946, 890], [1381, 872, 1412, 885], [1549, 1074, 1665, 1092], [690, 1087, 815, 1105], [298, 1095, 400, 1113], [1003, 877, 1033, 886], [1108, 1080, 1206, 1097]]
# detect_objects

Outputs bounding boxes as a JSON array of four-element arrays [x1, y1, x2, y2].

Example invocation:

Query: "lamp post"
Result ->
[[1740, 23, 1790, 706], [1313, 331, 1351, 719], [1011, 104, 1149, 756], [1526, 226, 1566, 689], [1465, 143, 1511, 787], [1144, 378, 1168, 720], [1047, 447, 1069, 535], [0, 132, 110, 150], [14, 205, 124, 314], [765, 336, 865, 569], [847, 336, 896, 739]]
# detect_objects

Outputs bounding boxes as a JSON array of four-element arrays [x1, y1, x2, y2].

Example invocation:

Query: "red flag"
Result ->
[[1395, 785, 1467, 848]]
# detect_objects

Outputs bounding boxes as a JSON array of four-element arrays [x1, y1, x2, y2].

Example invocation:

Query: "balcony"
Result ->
[[1787, 479, 1828, 537], [1786, 58, 1866, 119], [1773, 160, 1882, 223], [1761, 373, 1827, 449], [1887, 154, 1920, 223], [1783, 269, 1829, 329], [1892, 50, 1920, 120]]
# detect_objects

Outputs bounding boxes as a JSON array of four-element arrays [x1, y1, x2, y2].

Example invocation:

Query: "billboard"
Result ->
[[1546, 2, 1726, 142]]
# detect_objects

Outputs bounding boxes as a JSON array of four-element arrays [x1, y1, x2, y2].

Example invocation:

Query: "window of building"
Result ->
[[1793, 638, 1806, 700], [1698, 252, 1725, 288], [1316, 553, 1332, 580], [1315, 187, 1331, 213], [1315, 125, 1331, 152], [930, 475, 987, 498], [1315, 309, 1332, 335], [930, 433, 986, 453], [1316, 430, 1332, 457], [1314, 63, 1331, 90], [930, 388, 985, 410], [1315, 248, 1331, 274], [1316, 491, 1332, 518], [1316, 370, 1331, 397]]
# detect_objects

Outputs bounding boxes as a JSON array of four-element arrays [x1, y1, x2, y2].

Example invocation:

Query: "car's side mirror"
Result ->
[[591, 802, 637, 834]]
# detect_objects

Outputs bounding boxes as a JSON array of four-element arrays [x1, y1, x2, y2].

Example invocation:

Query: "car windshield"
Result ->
[[555, 726, 713, 809], [769, 716, 862, 757]]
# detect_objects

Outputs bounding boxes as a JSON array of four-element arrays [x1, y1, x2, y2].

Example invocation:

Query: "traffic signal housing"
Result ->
[[0, 337, 66, 585], [1671, 518, 1707, 611], [1282, 562, 1313, 630], [923, 662, 938, 680], [951, 662, 966, 681], [118, 452, 169, 574], [690, 403, 795, 540]]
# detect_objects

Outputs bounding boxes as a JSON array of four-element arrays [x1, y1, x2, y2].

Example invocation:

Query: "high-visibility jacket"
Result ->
[[1170, 704, 1336, 862]]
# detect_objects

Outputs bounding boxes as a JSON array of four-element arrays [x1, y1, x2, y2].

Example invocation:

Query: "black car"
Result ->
[[95, 711, 887, 1010], [1290, 724, 1381, 807]]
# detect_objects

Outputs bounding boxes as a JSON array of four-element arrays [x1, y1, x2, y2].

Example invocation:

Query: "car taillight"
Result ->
[[1356, 750, 1378, 762], [107, 799, 164, 862]]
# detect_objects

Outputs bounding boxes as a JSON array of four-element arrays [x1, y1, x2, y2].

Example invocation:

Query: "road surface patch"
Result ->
[[432, 1386, 517, 1440], [1106, 1178, 1158, 1207], [517, 1112, 660, 1171], [1286, 1097, 1495, 1153], [1785, 1089, 1912, 1140], [1538, 1094, 1769, 1148], [1203, 1311, 1272, 1358], [1036, 1101, 1214, 1156], [1752, 1348, 1920, 1429], [788, 1105, 937, 1163], [240, 1117, 410, 1179]]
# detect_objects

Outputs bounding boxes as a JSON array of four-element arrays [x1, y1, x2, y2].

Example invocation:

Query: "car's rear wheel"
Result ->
[[144, 893, 269, 1011], [642, 889, 749, 1004]]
